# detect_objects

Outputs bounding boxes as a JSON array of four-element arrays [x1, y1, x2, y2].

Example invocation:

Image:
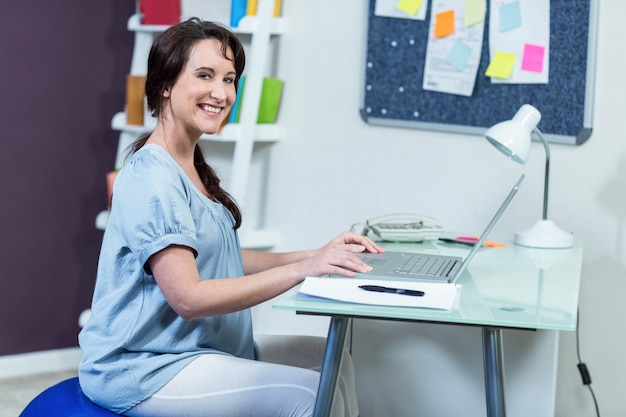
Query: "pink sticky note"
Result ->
[[521, 44, 545, 73]]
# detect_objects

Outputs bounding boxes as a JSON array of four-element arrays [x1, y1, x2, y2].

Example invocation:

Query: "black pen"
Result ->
[[359, 285, 425, 297]]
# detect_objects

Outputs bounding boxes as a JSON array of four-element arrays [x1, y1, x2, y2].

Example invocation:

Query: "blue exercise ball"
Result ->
[[20, 377, 118, 416]]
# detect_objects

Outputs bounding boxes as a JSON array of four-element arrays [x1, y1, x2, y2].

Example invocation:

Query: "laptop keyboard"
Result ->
[[388, 254, 457, 277]]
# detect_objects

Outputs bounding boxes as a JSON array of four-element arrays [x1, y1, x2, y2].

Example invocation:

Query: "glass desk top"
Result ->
[[274, 239, 583, 331]]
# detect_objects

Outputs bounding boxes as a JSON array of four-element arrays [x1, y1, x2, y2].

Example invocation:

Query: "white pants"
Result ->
[[125, 335, 359, 417]]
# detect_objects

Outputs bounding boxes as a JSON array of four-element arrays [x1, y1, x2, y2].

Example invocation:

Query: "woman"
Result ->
[[78, 18, 383, 417]]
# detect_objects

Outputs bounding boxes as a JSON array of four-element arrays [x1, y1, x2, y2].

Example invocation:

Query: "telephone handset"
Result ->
[[365, 213, 444, 243]]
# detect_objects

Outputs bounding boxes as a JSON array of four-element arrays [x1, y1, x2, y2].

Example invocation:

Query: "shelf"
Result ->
[[233, 15, 287, 35], [127, 13, 286, 35], [127, 13, 170, 32], [111, 112, 280, 143]]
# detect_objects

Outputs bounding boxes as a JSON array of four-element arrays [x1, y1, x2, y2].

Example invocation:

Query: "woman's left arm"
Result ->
[[241, 250, 313, 275]]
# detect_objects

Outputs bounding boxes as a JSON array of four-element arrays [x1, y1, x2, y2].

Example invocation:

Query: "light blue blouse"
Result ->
[[78, 145, 254, 413]]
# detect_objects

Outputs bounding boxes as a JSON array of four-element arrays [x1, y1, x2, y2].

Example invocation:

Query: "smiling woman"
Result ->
[[76, 18, 381, 417]]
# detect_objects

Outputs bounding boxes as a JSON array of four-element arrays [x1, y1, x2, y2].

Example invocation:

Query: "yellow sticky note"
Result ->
[[485, 52, 516, 79], [434, 10, 455, 38], [396, 0, 424, 15], [464, 0, 486, 27]]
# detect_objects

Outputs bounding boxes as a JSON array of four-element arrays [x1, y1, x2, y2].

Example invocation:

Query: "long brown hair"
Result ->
[[130, 18, 245, 229]]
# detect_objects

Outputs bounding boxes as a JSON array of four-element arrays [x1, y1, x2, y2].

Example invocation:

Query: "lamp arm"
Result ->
[[533, 127, 550, 220]]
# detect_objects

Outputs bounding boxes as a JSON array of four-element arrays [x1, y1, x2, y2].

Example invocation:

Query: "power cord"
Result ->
[[576, 308, 600, 417]]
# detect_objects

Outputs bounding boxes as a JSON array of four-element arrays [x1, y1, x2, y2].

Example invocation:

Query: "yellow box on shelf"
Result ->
[[246, 0, 282, 17]]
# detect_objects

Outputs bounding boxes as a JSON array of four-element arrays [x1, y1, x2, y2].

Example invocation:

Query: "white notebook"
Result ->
[[298, 277, 460, 310]]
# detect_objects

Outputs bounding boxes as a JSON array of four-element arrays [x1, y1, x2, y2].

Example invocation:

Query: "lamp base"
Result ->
[[514, 219, 574, 249]]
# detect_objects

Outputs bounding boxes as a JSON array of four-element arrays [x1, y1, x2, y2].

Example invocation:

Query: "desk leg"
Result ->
[[313, 317, 349, 417], [482, 327, 506, 417]]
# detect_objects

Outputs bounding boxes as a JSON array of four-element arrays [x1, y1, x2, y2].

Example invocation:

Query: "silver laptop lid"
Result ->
[[452, 174, 525, 279]]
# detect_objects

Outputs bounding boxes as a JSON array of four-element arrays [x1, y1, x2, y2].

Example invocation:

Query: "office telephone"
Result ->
[[365, 213, 444, 243]]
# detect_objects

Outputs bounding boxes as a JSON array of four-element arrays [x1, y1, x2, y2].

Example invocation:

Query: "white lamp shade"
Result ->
[[484, 104, 541, 163]]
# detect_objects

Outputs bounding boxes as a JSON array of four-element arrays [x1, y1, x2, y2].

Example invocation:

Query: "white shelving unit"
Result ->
[[97, 0, 284, 250]]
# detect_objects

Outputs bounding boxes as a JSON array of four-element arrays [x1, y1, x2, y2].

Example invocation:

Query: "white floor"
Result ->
[[0, 347, 82, 417], [0, 370, 78, 417]]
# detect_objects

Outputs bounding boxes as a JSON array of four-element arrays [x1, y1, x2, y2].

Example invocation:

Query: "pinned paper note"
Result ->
[[434, 10, 455, 38], [423, 0, 484, 96], [447, 40, 472, 72], [488, 0, 549, 84], [499, 0, 522, 32], [521, 43, 545, 73], [464, 0, 486, 27], [396, 0, 424, 16], [485, 51, 516, 79]]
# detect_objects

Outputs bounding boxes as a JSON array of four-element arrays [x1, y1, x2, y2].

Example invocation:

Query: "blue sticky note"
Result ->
[[447, 41, 472, 72], [499, 1, 522, 32]]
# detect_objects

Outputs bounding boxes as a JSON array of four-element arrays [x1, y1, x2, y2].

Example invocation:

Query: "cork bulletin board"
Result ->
[[360, 0, 599, 145]]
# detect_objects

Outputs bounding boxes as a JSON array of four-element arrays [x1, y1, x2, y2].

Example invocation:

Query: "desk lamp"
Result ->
[[484, 104, 574, 248]]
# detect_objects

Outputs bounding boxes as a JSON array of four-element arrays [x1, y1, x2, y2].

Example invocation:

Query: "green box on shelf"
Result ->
[[229, 77, 284, 124]]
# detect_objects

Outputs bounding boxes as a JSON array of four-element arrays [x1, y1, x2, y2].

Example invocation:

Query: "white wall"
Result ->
[[247, 1, 626, 417]]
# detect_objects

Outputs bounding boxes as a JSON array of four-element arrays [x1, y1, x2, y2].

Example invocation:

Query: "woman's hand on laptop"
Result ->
[[297, 231, 384, 278], [324, 231, 384, 255]]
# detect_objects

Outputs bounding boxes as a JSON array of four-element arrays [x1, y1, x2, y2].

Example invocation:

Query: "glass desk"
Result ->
[[273, 239, 583, 417]]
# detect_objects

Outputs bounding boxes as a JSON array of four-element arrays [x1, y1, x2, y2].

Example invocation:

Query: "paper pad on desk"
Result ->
[[299, 277, 460, 310]]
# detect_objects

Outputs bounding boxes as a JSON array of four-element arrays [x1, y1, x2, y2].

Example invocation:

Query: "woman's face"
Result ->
[[163, 38, 237, 137]]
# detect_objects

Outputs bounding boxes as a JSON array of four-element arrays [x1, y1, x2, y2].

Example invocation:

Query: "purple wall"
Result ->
[[0, 1, 134, 355]]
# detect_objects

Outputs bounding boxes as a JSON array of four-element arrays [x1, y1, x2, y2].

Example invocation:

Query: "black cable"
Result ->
[[576, 308, 600, 417]]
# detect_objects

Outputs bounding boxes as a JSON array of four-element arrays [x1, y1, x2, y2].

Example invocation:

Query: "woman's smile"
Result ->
[[199, 103, 223, 115]]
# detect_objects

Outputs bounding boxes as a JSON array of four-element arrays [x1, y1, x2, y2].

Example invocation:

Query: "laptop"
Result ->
[[343, 174, 524, 284]]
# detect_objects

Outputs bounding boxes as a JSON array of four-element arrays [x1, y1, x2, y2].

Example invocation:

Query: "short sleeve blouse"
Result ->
[[78, 145, 254, 413]]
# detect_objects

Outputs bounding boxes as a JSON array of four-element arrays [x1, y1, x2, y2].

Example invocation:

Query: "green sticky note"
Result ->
[[485, 52, 516, 79], [464, 0, 486, 27], [396, 0, 424, 16]]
